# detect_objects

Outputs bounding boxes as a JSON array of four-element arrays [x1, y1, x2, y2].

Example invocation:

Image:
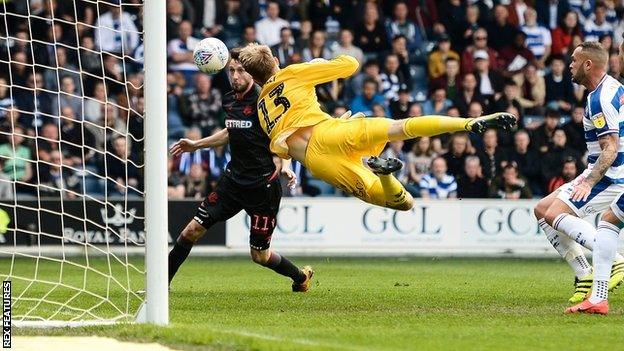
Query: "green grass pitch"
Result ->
[[9, 256, 624, 350]]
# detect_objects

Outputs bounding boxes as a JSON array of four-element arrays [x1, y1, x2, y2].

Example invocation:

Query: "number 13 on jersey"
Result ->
[[259, 82, 290, 135]]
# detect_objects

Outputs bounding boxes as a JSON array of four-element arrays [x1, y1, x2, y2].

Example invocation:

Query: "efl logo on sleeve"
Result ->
[[593, 113, 606, 129], [2, 281, 10, 349]]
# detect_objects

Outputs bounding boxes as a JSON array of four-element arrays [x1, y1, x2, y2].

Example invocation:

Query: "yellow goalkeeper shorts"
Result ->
[[303, 117, 392, 202]]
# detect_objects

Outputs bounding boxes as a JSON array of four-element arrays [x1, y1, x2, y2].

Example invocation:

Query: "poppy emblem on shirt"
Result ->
[[620, 94, 624, 106], [243, 105, 253, 116]]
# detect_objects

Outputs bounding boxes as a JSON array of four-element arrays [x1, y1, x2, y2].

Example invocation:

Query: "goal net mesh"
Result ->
[[0, 0, 147, 324]]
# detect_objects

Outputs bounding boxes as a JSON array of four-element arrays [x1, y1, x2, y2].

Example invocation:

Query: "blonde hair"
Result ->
[[577, 41, 609, 68], [238, 43, 276, 85]]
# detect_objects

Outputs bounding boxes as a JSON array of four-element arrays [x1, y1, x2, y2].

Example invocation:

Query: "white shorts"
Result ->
[[556, 170, 624, 218]]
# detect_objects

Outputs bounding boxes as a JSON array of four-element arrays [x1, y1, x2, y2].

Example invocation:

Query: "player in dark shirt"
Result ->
[[167, 49, 313, 292]]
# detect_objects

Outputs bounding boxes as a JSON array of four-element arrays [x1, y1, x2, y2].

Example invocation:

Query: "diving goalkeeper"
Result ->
[[239, 44, 516, 210]]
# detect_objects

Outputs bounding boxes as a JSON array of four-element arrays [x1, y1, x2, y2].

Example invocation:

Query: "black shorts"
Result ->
[[193, 174, 281, 250]]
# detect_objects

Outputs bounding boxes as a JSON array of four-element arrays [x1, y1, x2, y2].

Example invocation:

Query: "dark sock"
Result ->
[[168, 236, 194, 284], [264, 252, 306, 284]]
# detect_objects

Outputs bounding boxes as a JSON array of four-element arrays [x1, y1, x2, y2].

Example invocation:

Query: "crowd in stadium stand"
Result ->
[[0, 0, 623, 200]]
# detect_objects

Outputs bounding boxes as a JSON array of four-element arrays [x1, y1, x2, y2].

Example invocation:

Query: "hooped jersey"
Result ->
[[583, 74, 624, 182], [257, 55, 359, 159]]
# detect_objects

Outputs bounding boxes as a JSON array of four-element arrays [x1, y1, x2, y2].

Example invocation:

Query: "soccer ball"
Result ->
[[193, 38, 229, 75]]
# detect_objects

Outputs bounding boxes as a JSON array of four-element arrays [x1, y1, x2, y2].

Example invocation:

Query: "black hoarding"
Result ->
[[0, 200, 225, 247]]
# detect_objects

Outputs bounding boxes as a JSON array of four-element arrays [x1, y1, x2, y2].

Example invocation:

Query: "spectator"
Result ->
[[385, 1, 424, 54], [389, 85, 414, 120], [302, 30, 332, 62], [453, 4, 481, 53], [562, 105, 587, 155], [354, 2, 389, 60], [477, 128, 505, 182], [167, 20, 201, 84], [422, 88, 453, 116], [166, 0, 187, 41], [541, 128, 582, 188], [84, 82, 107, 123], [457, 155, 488, 198], [271, 27, 301, 68], [213, 0, 247, 48], [419, 156, 457, 199], [0, 77, 14, 117], [349, 60, 382, 100], [43, 47, 80, 92], [453, 73, 485, 117], [443, 132, 473, 178], [205, 134, 231, 186], [507, 0, 530, 27], [240, 25, 257, 47], [532, 109, 561, 153], [485, 5, 519, 52], [179, 74, 223, 135], [105, 135, 140, 197], [255, 1, 289, 47], [389, 35, 411, 73], [407, 137, 436, 190], [552, 10, 583, 57], [536, 0, 570, 30], [505, 129, 542, 195], [59, 106, 96, 167], [583, 3, 614, 42], [430, 58, 461, 101], [498, 31, 537, 79], [489, 163, 533, 199], [608, 52, 623, 83], [332, 29, 364, 68], [434, 0, 461, 33], [184, 163, 207, 199], [460, 28, 501, 75], [473, 50, 504, 106], [516, 63, 546, 116], [295, 20, 313, 50], [39, 149, 81, 198], [547, 156, 579, 194], [544, 55, 575, 114], [94, 2, 139, 55], [58, 76, 82, 119], [0, 125, 32, 183], [174, 127, 205, 176], [14, 72, 58, 128], [167, 156, 185, 199], [493, 80, 524, 127], [36, 123, 60, 165], [80, 36, 102, 74], [427, 34, 460, 80], [351, 79, 388, 117], [521, 8, 552, 69], [380, 54, 409, 101]]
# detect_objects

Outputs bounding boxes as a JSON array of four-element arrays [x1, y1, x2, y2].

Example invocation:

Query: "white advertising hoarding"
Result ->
[[226, 198, 604, 255]]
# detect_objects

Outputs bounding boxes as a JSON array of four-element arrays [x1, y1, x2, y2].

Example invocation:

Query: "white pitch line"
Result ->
[[210, 328, 368, 351]]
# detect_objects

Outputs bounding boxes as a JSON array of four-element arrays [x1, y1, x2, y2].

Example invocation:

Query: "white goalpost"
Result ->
[[0, 0, 168, 326]]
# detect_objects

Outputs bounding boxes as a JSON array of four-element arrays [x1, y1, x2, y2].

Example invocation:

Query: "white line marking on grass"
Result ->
[[210, 328, 368, 351]]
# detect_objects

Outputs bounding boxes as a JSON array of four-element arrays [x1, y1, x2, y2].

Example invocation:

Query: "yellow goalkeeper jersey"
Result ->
[[257, 55, 359, 158]]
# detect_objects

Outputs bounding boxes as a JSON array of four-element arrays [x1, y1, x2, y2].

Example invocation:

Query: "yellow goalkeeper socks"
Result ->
[[402, 116, 468, 138], [378, 174, 409, 208]]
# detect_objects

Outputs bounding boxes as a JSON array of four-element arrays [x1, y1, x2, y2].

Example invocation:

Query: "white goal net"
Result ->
[[0, 0, 168, 326]]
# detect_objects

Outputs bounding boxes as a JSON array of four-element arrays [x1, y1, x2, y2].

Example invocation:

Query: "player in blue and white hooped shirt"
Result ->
[[566, 39, 624, 314], [534, 42, 624, 312]]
